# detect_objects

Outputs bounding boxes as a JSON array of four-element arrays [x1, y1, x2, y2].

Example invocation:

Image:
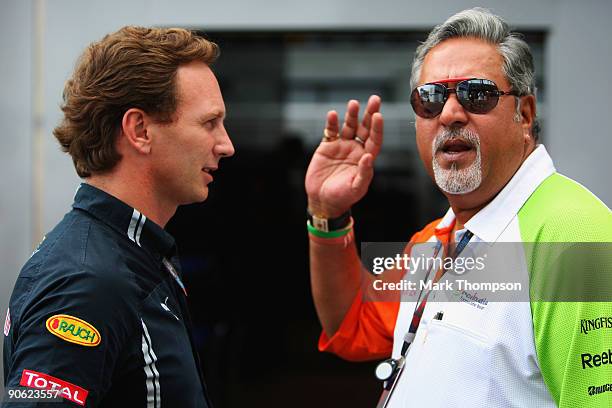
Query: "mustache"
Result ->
[[433, 128, 481, 153]]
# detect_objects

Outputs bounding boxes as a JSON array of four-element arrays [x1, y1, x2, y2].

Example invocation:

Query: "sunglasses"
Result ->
[[410, 77, 519, 118]]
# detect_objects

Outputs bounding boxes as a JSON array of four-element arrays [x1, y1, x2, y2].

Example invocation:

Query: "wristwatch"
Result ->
[[307, 209, 351, 232]]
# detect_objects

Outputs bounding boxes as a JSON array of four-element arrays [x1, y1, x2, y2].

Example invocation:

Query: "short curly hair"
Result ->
[[53, 26, 219, 178]]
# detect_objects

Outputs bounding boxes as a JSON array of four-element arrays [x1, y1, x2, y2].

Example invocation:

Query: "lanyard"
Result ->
[[400, 229, 473, 356], [375, 229, 474, 408], [162, 257, 188, 297]]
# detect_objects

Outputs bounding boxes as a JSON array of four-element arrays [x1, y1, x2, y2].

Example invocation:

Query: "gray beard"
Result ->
[[432, 128, 482, 195]]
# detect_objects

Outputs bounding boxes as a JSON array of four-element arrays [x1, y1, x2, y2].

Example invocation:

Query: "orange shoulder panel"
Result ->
[[318, 218, 442, 361]]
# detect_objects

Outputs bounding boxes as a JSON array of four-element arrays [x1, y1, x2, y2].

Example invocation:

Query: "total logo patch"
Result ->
[[45, 314, 101, 347], [20, 369, 88, 406]]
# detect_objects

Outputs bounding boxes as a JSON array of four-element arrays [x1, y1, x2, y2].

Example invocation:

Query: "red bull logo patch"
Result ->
[[45, 314, 101, 347]]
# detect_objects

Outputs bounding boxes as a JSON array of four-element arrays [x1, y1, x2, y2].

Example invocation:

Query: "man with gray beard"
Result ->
[[432, 127, 482, 194], [304, 7, 612, 408]]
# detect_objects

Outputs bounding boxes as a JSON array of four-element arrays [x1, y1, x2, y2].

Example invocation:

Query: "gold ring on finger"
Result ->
[[354, 136, 366, 145], [322, 128, 339, 142]]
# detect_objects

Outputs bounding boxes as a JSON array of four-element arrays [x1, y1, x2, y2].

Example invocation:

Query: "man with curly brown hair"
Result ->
[[3, 26, 234, 407]]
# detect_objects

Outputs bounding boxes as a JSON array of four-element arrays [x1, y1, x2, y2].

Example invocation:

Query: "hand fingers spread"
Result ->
[[325, 110, 339, 138], [340, 100, 360, 139], [356, 95, 381, 141], [365, 112, 384, 157]]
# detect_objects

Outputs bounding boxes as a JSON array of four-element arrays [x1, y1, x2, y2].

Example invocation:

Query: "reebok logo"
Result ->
[[581, 349, 611, 369]]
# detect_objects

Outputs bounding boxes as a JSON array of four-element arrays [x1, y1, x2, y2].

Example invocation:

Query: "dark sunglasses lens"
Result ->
[[411, 84, 446, 118], [457, 79, 500, 114]]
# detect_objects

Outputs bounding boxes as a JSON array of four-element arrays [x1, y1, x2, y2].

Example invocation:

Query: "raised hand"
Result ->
[[305, 95, 384, 218]]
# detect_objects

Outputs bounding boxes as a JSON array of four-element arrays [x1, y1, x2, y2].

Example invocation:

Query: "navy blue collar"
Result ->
[[72, 183, 176, 257]]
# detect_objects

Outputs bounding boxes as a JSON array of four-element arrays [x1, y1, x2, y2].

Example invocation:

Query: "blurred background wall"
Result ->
[[1, 0, 611, 405]]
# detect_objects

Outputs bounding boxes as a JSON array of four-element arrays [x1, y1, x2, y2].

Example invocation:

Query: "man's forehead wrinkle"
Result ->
[[420, 40, 505, 86]]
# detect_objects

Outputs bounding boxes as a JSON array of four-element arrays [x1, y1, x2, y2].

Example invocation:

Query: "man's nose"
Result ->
[[438, 93, 469, 128], [215, 125, 235, 158]]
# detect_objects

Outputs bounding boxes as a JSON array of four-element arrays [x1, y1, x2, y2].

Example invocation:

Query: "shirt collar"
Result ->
[[72, 183, 176, 257], [433, 208, 457, 244], [436, 144, 556, 243]]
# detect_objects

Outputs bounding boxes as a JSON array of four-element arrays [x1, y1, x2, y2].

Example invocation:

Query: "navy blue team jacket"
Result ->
[[3, 183, 211, 407]]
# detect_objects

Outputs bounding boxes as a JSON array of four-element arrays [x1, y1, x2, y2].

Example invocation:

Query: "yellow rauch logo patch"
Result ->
[[45, 315, 101, 347]]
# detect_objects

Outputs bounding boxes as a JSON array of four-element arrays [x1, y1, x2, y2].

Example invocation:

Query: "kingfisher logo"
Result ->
[[45, 314, 101, 347], [580, 316, 612, 335], [588, 383, 612, 396]]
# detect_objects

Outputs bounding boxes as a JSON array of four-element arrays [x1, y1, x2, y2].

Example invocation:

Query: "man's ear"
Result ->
[[121, 108, 152, 154], [519, 95, 536, 142]]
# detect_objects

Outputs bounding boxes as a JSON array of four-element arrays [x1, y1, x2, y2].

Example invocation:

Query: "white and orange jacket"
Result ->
[[314, 146, 612, 407]]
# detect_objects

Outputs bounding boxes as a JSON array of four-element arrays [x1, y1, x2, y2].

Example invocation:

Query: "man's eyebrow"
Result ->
[[198, 111, 225, 122]]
